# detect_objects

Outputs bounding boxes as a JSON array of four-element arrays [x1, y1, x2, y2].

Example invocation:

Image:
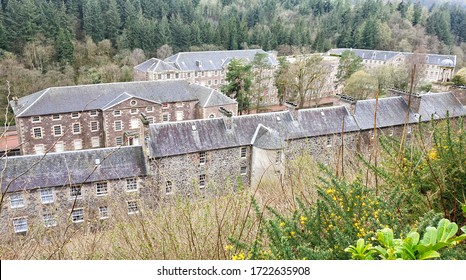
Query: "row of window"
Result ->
[[32, 122, 100, 139], [12, 201, 138, 233], [31, 111, 99, 123], [33, 137, 100, 154], [9, 179, 138, 209], [198, 147, 248, 165], [195, 70, 224, 78]]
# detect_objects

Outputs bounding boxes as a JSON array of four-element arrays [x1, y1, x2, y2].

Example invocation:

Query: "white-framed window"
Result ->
[[40, 188, 54, 204], [53, 125, 62, 136], [34, 144, 45, 154], [208, 80, 212, 85], [55, 141, 64, 152], [146, 106, 153, 112], [175, 73, 180, 79], [96, 182, 108, 196], [130, 100, 137, 106], [73, 139, 82, 150], [73, 123, 81, 134], [275, 151, 282, 165], [127, 201, 138, 214], [187, 72, 191, 78], [195, 71, 198, 77], [115, 137, 123, 146], [240, 166, 247, 175], [71, 209, 84, 223], [162, 114, 169, 122], [91, 137, 100, 148], [99, 206, 109, 219], [71, 112, 80, 119], [33, 127, 42, 138], [32, 116, 41, 123], [176, 102, 183, 107], [209, 114, 215, 118], [199, 174, 206, 188], [214, 79, 218, 85], [201, 71, 205, 77], [407, 126, 412, 134], [165, 181, 173, 194], [70, 185, 82, 198], [114, 120, 122, 131], [130, 108, 138, 114], [176, 111, 183, 121], [214, 70, 218, 76], [91, 121, 99, 131], [162, 103, 169, 109], [326, 135, 332, 147], [167, 73, 171, 79], [10, 193, 24, 208], [126, 178, 137, 192], [157, 74, 162, 79], [147, 117, 154, 124], [43, 213, 57, 227], [240, 147, 247, 158], [90, 110, 98, 116], [114, 110, 121, 116], [199, 151, 206, 165], [13, 217, 28, 233], [52, 114, 61, 120], [131, 118, 139, 129]]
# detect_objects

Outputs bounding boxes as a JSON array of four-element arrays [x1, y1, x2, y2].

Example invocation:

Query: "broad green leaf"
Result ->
[[419, 250, 440, 260], [377, 228, 394, 247], [462, 205, 466, 214], [461, 226, 466, 234], [405, 232, 420, 246], [356, 238, 365, 251], [432, 241, 451, 251], [452, 235, 466, 243], [420, 227, 437, 247], [436, 219, 458, 243]]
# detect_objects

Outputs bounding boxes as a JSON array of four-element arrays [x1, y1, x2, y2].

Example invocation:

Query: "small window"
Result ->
[[326, 135, 332, 147], [33, 127, 42, 138], [199, 174, 206, 188], [162, 114, 169, 122], [199, 151, 206, 165], [96, 182, 108, 196], [201, 71, 205, 77], [91, 137, 100, 148], [70, 186, 82, 198], [130, 100, 137, 106], [114, 121, 122, 131], [130, 108, 138, 114], [52, 114, 61, 120], [43, 214, 57, 227], [126, 178, 137, 192], [34, 144, 45, 155], [187, 72, 191, 78], [114, 110, 121, 116], [214, 79, 218, 85], [208, 114, 215, 118], [32, 116, 41, 123], [407, 126, 412, 134], [195, 71, 198, 77], [240, 166, 247, 175], [71, 112, 80, 118], [214, 70, 218, 76], [91, 121, 99, 131], [176, 102, 183, 108], [127, 201, 138, 214], [13, 217, 28, 233], [146, 106, 153, 112], [73, 139, 82, 150], [71, 209, 84, 223], [10, 193, 24, 208], [275, 151, 282, 165], [55, 141, 64, 152], [176, 111, 183, 121], [131, 118, 139, 129], [175, 73, 180, 79], [73, 123, 81, 134], [40, 188, 54, 204], [208, 80, 212, 85], [90, 110, 98, 116], [99, 206, 109, 219], [240, 147, 247, 158], [53, 125, 62, 136], [158, 74, 162, 80], [162, 103, 169, 109], [147, 117, 154, 124], [166, 181, 173, 194], [115, 137, 123, 146], [167, 73, 171, 79]]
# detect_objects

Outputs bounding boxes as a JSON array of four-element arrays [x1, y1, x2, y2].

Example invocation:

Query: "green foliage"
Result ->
[[336, 50, 363, 84], [221, 58, 252, 114], [346, 218, 466, 260]]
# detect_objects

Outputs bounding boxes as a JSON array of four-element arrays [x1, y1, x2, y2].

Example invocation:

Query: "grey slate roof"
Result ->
[[12, 80, 235, 117], [418, 92, 466, 120], [353, 96, 417, 130], [251, 125, 286, 150], [1, 146, 146, 193], [164, 49, 278, 71], [328, 48, 457, 67], [134, 58, 179, 72]]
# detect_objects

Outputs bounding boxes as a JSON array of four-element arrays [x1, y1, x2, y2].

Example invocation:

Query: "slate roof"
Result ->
[[353, 96, 417, 130], [418, 92, 466, 120], [328, 48, 457, 67], [11, 80, 235, 117], [134, 58, 179, 72], [164, 49, 278, 71], [1, 146, 147, 193]]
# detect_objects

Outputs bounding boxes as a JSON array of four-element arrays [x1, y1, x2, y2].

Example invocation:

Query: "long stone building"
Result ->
[[134, 49, 279, 107], [10, 80, 237, 155], [1, 91, 465, 235]]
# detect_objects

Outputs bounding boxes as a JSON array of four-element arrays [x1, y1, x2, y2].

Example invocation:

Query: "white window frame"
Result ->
[[99, 206, 109, 219], [162, 103, 169, 109], [115, 137, 123, 146], [52, 114, 61, 120], [199, 174, 206, 188], [91, 121, 99, 131], [55, 141, 64, 152], [162, 114, 169, 122], [33, 127, 42, 138], [70, 185, 82, 198], [326, 135, 333, 147], [130, 108, 138, 115], [13, 217, 28, 233], [130, 100, 137, 106], [127, 201, 139, 214], [43, 213, 57, 227], [240, 166, 247, 175], [275, 151, 282, 165], [34, 144, 45, 155], [71, 209, 84, 223], [73, 139, 82, 150], [147, 117, 154, 124], [146, 106, 153, 112], [53, 125, 62, 136], [113, 110, 121, 116], [199, 151, 206, 165], [91, 137, 100, 148], [126, 178, 138, 192], [40, 188, 54, 204], [71, 112, 80, 119], [176, 102, 183, 108], [165, 181, 173, 194], [90, 110, 98, 116], [10, 193, 24, 208], [176, 111, 184, 121], [114, 121, 122, 131], [240, 147, 247, 158], [72, 123, 81, 134], [96, 182, 108, 196], [32, 116, 41, 123]]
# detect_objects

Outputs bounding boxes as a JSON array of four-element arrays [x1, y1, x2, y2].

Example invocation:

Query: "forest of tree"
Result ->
[[1, 0, 466, 124]]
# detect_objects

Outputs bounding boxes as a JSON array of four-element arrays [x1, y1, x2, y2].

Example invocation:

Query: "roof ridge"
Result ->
[[101, 92, 133, 110]]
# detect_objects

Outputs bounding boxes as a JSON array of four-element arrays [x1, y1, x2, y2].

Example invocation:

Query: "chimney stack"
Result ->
[[337, 93, 357, 115], [285, 101, 299, 120], [387, 88, 421, 113], [219, 107, 233, 129]]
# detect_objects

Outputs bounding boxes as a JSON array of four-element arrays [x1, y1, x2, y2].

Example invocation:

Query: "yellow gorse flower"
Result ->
[[428, 148, 439, 160], [300, 215, 307, 225], [224, 244, 233, 251]]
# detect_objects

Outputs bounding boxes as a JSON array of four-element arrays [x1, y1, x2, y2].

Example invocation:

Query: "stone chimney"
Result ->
[[12, 96, 18, 106], [337, 93, 357, 115], [285, 101, 299, 121], [387, 88, 421, 113], [139, 112, 151, 156], [219, 107, 233, 130]]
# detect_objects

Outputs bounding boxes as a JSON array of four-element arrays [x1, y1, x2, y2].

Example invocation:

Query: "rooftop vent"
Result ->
[[95, 159, 101, 165], [192, 124, 197, 131]]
